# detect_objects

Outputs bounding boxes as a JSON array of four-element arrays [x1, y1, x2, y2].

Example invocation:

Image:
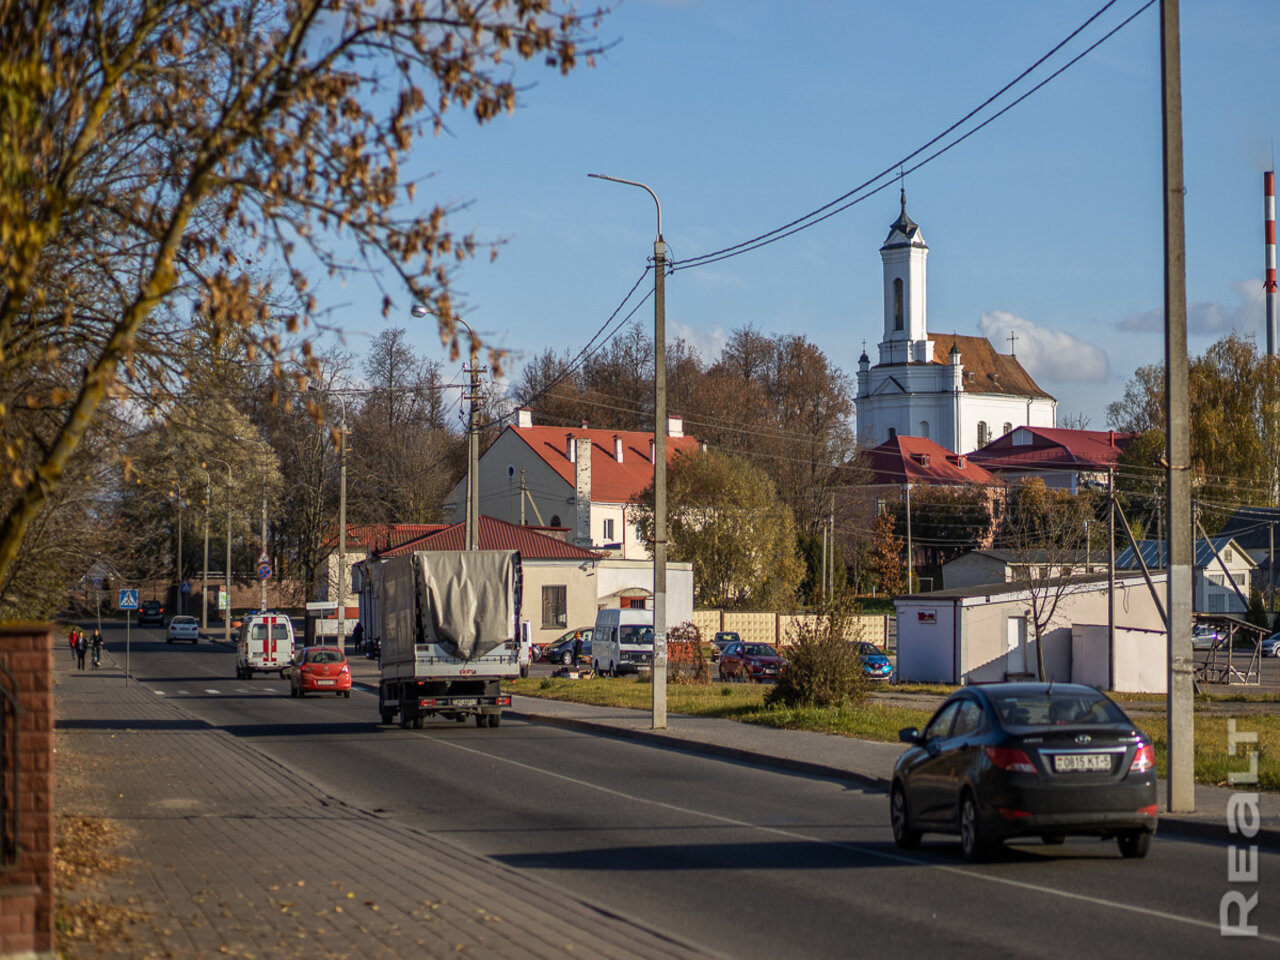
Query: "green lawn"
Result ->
[[509, 676, 1280, 790]]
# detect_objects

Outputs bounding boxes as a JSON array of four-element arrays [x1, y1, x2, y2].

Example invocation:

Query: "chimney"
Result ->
[[668, 415, 684, 439], [566, 433, 575, 462], [517, 407, 533, 428], [613, 434, 623, 463], [573, 437, 592, 548], [1108, 429, 1115, 449], [580, 419, 589, 430]]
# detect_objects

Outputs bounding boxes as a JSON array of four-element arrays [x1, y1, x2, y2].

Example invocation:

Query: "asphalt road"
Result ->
[[102, 627, 1280, 959]]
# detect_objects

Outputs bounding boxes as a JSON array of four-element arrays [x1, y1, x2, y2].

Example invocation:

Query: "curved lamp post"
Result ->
[[588, 172, 668, 730]]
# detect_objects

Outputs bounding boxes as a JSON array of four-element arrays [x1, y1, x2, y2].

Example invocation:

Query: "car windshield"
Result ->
[[742, 644, 776, 657], [619, 625, 654, 644], [855, 641, 883, 656], [306, 649, 344, 664], [992, 691, 1129, 727]]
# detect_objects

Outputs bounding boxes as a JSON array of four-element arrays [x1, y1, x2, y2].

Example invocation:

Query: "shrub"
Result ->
[[766, 600, 870, 709], [667, 621, 710, 685]]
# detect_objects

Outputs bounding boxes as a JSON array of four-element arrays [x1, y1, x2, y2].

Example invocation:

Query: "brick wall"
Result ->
[[0, 624, 53, 959]]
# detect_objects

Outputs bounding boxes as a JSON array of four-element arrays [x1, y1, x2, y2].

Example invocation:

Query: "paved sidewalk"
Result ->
[[342, 655, 1280, 849], [53, 650, 720, 960]]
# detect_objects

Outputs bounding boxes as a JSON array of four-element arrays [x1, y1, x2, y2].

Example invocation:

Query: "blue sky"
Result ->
[[313, 0, 1280, 436]]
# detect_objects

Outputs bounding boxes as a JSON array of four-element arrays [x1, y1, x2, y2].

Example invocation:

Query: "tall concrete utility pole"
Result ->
[[1160, 0, 1195, 813], [589, 173, 668, 729], [206, 458, 232, 645]]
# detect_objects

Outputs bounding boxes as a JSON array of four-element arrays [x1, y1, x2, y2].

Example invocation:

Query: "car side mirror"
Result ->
[[898, 727, 922, 745]]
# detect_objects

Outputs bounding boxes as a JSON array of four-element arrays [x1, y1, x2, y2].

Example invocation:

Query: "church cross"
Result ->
[[1008, 331, 1018, 357]]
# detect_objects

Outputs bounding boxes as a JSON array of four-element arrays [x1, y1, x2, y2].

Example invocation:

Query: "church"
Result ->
[[854, 192, 1057, 454]]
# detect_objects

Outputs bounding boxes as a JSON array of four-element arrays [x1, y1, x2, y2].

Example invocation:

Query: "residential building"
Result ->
[[966, 426, 1137, 493], [854, 191, 1056, 452], [444, 409, 701, 560], [942, 548, 1108, 590], [1216, 506, 1280, 595], [1115, 537, 1255, 614]]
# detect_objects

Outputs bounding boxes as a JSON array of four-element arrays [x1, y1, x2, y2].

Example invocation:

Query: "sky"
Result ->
[[310, 0, 1280, 438]]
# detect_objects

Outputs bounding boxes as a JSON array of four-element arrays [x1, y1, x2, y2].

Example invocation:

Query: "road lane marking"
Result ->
[[427, 733, 1280, 944], [204, 689, 220, 695]]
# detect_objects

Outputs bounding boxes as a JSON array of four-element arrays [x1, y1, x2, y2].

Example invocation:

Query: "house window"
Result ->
[[622, 596, 647, 610], [893, 278, 903, 331], [977, 421, 990, 447], [542, 585, 567, 628], [1002, 422, 1012, 437], [603, 518, 615, 541]]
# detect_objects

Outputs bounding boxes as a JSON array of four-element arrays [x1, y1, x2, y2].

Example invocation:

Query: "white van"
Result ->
[[591, 608, 654, 676], [236, 613, 296, 679]]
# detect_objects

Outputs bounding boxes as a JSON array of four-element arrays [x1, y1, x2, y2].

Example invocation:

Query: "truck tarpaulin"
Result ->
[[412, 550, 519, 660]]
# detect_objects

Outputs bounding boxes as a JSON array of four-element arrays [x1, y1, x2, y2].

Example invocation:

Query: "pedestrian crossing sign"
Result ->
[[119, 589, 138, 610]]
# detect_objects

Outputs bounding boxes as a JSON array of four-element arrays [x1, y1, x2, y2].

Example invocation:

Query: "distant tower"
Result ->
[[879, 188, 932, 365], [1266, 171, 1277, 357]]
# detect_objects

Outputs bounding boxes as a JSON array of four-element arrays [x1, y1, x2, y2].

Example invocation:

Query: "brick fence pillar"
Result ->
[[0, 624, 54, 960]]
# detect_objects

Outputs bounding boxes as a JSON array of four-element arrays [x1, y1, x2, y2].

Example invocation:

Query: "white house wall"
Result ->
[[595, 559, 694, 626]]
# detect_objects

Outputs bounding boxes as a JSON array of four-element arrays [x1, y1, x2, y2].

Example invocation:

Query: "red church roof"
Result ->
[[377, 515, 603, 560], [507, 423, 701, 503], [864, 435, 998, 486]]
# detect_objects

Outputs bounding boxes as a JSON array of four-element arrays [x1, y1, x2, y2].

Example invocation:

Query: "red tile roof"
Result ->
[[966, 427, 1138, 473], [506, 424, 701, 503], [919, 333, 1053, 400], [321, 523, 448, 552], [377, 515, 604, 560], [864, 435, 998, 486]]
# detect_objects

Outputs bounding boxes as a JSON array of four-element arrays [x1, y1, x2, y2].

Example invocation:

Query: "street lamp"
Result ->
[[168, 489, 188, 616], [234, 435, 271, 609], [412, 306, 481, 551], [309, 385, 350, 645], [589, 172, 668, 730], [205, 458, 233, 644]]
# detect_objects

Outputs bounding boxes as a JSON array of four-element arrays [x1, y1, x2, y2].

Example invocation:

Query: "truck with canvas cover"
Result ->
[[377, 549, 521, 729]]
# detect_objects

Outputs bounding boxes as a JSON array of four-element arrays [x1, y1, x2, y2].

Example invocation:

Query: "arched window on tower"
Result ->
[[887, 427, 897, 440], [893, 278, 904, 331], [977, 421, 990, 447], [1002, 422, 1013, 437], [918, 420, 930, 440]]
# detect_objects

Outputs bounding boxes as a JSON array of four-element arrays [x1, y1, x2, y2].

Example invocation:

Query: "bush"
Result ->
[[766, 600, 870, 709], [667, 621, 710, 685]]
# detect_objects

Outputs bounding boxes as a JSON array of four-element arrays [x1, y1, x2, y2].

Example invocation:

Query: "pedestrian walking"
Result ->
[[75, 631, 88, 670], [572, 634, 583, 666], [68, 628, 78, 660], [90, 630, 103, 670]]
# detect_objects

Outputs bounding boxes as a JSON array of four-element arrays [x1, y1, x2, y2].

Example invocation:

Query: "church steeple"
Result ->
[[879, 189, 930, 364]]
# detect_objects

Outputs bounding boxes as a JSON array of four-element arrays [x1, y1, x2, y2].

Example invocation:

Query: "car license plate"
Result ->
[[452, 698, 478, 706], [317, 679, 334, 686], [1053, 753, 1111, 773]]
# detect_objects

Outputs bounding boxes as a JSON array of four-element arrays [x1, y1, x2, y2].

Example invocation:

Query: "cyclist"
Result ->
[[90, 630, 103, 670]]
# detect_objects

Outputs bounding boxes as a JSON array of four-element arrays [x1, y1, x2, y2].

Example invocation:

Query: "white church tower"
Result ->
[[855, 192, 1056, 454]]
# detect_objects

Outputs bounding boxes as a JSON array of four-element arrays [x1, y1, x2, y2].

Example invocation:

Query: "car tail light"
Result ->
[[998, 807, 1033, 820], [1137, 804, 1158, 817], [1130, 743, 1155, 773], [985, 746, 1036, 773]]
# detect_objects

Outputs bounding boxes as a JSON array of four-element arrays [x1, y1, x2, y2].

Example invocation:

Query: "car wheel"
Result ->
[[718, 668, 726, 682], [342, 690, 350, 699], [561, 651, 573, 665], [959, 792, 995, 863], [166, 638, 173, 644], [297, 688, 306, 698], [1041, 834, 1066, 846], [289, 685, 297, 697], [1117, 830, 1151, 859], [890, 785, 921, 850]]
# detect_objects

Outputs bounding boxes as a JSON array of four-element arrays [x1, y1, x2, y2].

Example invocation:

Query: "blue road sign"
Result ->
[[180, 580, 192, 594], [119, 589, 138, 610], [257, 563, 272, 581]]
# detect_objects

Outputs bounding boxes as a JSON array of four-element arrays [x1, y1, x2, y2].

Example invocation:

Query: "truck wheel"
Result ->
[[399, 712, 413, 729], [475, 714, 487, 728], [520, 665, 529, 678], [412, 715, 425, 729], [381, 708, 394, 725], [455, 714, 467, 723], [487, 713, 501, 728]]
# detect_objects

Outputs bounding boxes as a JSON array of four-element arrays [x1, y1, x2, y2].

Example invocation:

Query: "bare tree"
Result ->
[[0, 0, 606, 597]]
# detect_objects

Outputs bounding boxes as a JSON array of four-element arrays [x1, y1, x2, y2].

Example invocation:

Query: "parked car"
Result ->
[[166, 615, 200, 644], [854, 640, 893, 681], [290, 645, 352, 697], [138, 600, 165, 626], [890, 682, 1157, 862], [1260, 632, 1280, 658], [1191, 625, 1223, 650], [717, 641, 785, 683], [710, 631, 741, 662], [541, 629, 593, 665]]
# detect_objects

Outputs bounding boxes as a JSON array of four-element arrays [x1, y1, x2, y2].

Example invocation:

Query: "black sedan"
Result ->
[[540, 630, 592, 665], [890, 682, 1157, 862]]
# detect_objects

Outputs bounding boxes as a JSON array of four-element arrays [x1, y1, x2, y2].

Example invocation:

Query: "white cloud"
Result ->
[[1118, 278, 1264, 335], [977, 310, 1110, 383], [669, 320, 728, 364]]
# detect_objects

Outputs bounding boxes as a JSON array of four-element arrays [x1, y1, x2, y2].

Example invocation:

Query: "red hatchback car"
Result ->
[[290, 646, 352, 698]]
